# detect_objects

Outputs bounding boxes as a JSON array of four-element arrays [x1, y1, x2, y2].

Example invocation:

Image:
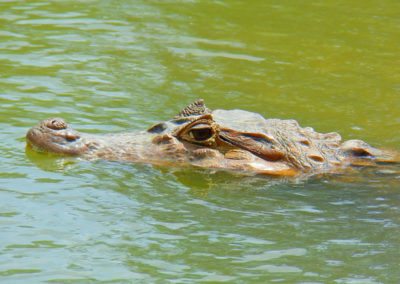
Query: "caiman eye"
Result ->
[[183, 123, 216, 143], [189, 127, 213, 141], [174, 117, 217, 146]]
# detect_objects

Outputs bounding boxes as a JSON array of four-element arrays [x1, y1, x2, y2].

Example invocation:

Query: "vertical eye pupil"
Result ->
[[190, 128, 213, 141]]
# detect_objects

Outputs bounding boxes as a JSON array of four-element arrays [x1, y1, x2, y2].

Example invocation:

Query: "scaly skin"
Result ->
[[26, 100, 397, 176]]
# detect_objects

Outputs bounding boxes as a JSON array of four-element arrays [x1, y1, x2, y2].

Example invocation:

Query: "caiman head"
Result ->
[[27, 99, 394, 176], [148, 99, 297, 176]]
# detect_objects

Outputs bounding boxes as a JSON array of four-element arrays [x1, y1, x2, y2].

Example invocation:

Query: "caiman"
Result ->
[[26, 99, 397, 176]]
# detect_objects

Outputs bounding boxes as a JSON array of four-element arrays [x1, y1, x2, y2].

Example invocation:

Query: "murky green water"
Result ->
[[1, 1, 399, 283]]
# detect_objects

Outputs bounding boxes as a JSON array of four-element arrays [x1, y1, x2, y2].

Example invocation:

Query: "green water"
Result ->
[[1, 1, 399, 283]]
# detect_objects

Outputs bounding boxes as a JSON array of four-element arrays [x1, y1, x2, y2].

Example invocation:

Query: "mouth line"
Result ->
[[219, 134, 260, 158]]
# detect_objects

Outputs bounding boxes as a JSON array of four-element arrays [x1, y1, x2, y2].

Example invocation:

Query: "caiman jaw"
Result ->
[[218, 129, 285, 162]]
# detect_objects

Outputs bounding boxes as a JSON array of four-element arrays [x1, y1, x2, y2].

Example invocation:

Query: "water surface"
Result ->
[[1, 1, 399, 283]]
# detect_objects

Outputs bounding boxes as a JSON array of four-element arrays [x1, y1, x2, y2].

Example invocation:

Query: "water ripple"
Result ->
[[0, 1, 399, 283]]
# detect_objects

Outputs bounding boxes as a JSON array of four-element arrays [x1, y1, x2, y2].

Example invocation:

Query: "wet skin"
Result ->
[[26, 100, 398, 176]]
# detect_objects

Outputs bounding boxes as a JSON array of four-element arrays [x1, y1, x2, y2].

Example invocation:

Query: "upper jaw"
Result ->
[[26, 119, 88, 155]]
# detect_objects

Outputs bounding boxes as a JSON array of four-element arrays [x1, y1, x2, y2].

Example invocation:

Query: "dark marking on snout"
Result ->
[[65, 132, 80, 141]]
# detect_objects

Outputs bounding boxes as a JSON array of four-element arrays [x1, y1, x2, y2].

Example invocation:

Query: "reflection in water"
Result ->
[[0, 0, 399, 283], [25, 146, 78, 172]]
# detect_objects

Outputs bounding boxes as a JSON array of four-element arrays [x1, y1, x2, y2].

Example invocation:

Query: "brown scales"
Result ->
[[26, 100, 399, 176]]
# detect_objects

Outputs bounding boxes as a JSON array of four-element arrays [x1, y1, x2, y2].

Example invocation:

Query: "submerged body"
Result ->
[[26, 100, 397, 176]]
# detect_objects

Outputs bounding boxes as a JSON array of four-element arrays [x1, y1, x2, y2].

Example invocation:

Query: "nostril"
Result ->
[[45, 118, 68, 130]]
